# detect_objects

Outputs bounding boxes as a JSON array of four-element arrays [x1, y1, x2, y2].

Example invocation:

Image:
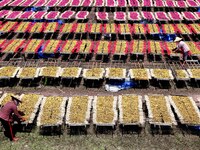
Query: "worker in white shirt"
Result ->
[[172, 37, 191, 62]]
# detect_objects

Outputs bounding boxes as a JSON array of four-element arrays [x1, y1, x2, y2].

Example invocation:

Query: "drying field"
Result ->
[[0, 86, 199, 150], [0, 0, 200, 149]]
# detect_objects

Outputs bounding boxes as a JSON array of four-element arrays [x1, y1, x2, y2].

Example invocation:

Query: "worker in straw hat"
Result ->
[[0, 95, 26, 142], [172, 37, 191, 62]]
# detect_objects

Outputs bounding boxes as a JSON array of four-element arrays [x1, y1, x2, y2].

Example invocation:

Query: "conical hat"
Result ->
[[11, 95, 22, 103], [174, 37, 182, 42]]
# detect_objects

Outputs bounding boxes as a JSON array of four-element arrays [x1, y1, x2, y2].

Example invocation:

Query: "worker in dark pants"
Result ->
[[0, 95, 25, 142], [172, 37, 191, 64]]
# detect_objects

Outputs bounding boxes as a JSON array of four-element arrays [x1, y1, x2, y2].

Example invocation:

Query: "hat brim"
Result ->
[[11, 96, 22, 103], [174, 37, 182, 42]]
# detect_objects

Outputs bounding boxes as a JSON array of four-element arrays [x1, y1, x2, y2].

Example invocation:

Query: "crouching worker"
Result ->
[[172, 37, 191, 63], [0, 95, 26, 142]]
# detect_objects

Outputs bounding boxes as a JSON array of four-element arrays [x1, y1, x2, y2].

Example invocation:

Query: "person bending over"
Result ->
[[0, 95, 25, 142], [172, 37, 191, 63]]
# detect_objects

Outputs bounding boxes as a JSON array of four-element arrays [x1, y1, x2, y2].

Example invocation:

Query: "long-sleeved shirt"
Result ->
[[0, 101, 22, 122]]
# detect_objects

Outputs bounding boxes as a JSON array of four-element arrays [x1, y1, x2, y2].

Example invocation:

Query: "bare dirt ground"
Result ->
[[2, 85, 200, 105]]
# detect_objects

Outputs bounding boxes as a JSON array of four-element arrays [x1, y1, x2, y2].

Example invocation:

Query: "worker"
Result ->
[[172, 37, 191, 62], [0, 95, 25, 142]]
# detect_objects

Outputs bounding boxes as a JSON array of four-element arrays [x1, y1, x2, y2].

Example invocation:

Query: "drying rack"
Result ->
[[168, 61, 190, 89], [146, 62, 175, 89], [60, 61, 82, 88], [168, 95, 200, 136], [82, 62, 105, 88], [66, 96, 92, 135], [128, 62, 151, 88], [16, 60, 41, 87], [145, 95, 177, 135], [0, 59, 21, 87], [185, 61, 200, 88], [118, 94, 145, 135], [38, 59, 62, 86]]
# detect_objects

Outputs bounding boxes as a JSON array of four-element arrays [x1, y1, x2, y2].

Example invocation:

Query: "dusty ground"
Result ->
[[1, 85, 200, 105]]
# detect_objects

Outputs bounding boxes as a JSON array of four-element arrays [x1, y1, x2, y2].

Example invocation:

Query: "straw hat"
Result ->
[[174, 37, 182, 42], [11, 95, 22, 103]]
